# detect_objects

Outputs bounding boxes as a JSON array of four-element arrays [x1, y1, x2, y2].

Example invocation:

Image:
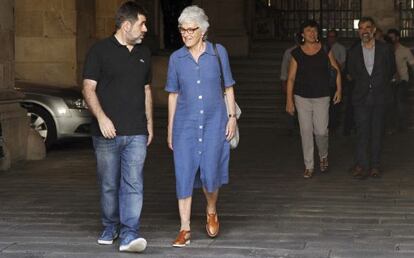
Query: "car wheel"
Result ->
[[26, 105, 57, 149]]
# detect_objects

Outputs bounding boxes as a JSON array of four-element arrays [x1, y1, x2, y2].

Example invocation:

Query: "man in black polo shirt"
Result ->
[[82, 1, 152, 253]]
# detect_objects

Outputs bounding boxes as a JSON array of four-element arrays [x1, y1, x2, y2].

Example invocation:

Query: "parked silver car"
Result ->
[[15, 81, 92, 148]]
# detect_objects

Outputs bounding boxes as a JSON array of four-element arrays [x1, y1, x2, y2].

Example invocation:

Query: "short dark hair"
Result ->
[[300, 20, 320, 33], [299, 20, 320, 44], [358, 16, 376, 27], [115, 1, 148, 29], [387, 28, 400, 38], [327, 29, 338, 37]]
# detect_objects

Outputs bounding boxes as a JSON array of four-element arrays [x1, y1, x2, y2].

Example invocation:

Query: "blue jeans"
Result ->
[[92, 135, 147, 240]]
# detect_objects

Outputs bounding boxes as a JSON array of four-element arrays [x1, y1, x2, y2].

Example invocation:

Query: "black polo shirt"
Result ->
[[83, 36, 151, 136]]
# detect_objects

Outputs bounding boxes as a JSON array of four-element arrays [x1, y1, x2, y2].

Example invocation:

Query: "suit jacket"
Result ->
[[347, 40, 396, 105]]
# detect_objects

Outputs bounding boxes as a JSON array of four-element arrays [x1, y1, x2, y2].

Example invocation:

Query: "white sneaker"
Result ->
[[119, 237, 147, 252], [97, 230, 118, 245]]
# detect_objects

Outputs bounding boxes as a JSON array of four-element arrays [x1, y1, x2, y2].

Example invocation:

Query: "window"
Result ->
[[399, 0, 414, 38], [255, 0, 362, 39]]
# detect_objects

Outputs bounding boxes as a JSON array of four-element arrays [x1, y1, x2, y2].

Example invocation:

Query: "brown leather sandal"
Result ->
[[303, 169, 314, 179], [206, 212, 219, 238], [172, 230, 190, 247], [320, 158, 329, 173]]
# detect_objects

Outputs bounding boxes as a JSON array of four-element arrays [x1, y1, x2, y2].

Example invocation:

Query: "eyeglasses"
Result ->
[[179, 27, 199, 35]]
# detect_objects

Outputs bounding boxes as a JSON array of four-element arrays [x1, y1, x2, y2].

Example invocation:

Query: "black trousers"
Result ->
[[393, 80, 409, 130], [328, 84, 342, 131], [343, 80, 355, 135], [385, 81, 409, 133], [353, 99, 385, 170]]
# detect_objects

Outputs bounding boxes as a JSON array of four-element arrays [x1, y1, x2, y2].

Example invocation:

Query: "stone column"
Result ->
[[193, 0, 250, 56], [76, 0, 95, 84], [0, 0, 39, 170]]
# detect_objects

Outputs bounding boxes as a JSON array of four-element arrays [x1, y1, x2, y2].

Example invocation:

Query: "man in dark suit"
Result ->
[[347, 17, 396, 179]]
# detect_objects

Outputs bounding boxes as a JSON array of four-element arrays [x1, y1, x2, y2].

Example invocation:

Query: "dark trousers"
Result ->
[[328, 86, 341, 131], [329, 99, 340, 130], [343, 80, 355, 135], [393, 80, 409, 130], [284, 91, 298, 133], [0, 123, 3, 158], [353, 100, 385, 170]]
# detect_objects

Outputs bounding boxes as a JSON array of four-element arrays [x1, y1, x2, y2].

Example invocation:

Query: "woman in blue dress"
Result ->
[[165, 5, 237, 247]]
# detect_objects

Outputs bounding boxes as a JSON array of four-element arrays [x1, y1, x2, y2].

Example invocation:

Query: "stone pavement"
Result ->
[[1, 128, 414, 258]]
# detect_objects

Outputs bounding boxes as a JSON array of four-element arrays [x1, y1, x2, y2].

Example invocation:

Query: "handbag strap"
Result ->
[[213, 43, 225, 93]]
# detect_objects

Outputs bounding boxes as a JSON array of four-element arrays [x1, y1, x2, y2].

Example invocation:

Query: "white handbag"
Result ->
[[214, 44, 241, 149], [224, 94, 241, 149]]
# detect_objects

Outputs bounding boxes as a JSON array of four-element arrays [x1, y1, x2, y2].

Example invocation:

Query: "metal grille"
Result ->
[[399, 0, 414, 38], [254, 0, 361, 39]]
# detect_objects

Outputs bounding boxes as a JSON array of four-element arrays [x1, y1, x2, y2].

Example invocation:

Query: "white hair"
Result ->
[[178, 5, 209, 34]]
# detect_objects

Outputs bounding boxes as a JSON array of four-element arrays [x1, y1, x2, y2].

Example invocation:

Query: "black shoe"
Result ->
[[352, 165, 367, 179], [369, 168, 381, 178]]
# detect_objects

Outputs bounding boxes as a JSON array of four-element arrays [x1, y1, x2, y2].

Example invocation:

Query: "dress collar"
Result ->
[[177, 41, 216, 58]]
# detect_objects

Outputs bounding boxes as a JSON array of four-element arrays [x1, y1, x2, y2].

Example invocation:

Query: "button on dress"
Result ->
[[165, 42, 236, 199]]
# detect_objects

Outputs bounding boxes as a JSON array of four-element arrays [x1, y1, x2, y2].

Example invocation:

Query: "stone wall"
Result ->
[[0, 0, 15, 91], [193, 0, 249, 56], [362, 0, 398, 31], [76, 0, 95, 84], [95, 0, 122, 39], [15, 0, 79, 86], [95, 0, 160, 51]]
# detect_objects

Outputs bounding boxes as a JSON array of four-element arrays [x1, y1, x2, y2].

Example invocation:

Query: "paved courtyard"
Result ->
[[1, 127, 414, 258]]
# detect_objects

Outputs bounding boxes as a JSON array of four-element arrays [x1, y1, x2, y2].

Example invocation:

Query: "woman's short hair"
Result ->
[[298, 20, 320, 44], [178, 5, 210, 34]]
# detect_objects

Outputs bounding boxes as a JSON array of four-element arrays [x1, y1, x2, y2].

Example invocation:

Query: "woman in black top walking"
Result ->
[[286, 20, 342, 178]]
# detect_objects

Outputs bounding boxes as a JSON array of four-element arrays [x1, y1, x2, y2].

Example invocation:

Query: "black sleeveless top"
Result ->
[[291, 46, 330, 98]]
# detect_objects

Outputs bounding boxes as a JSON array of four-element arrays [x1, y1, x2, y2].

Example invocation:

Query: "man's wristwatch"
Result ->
[[228, 114, 237, 118]]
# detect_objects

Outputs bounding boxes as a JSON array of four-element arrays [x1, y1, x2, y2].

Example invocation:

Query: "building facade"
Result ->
[[0, 0, 412, 167]]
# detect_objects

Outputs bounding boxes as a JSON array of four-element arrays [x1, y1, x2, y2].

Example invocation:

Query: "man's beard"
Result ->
[[361, 33, 372, 43], [127, 36, 143, 45], [126, 30, 144, 45]]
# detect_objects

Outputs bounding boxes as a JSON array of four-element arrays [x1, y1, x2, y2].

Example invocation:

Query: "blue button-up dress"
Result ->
[[165, 41, 236, 199]]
